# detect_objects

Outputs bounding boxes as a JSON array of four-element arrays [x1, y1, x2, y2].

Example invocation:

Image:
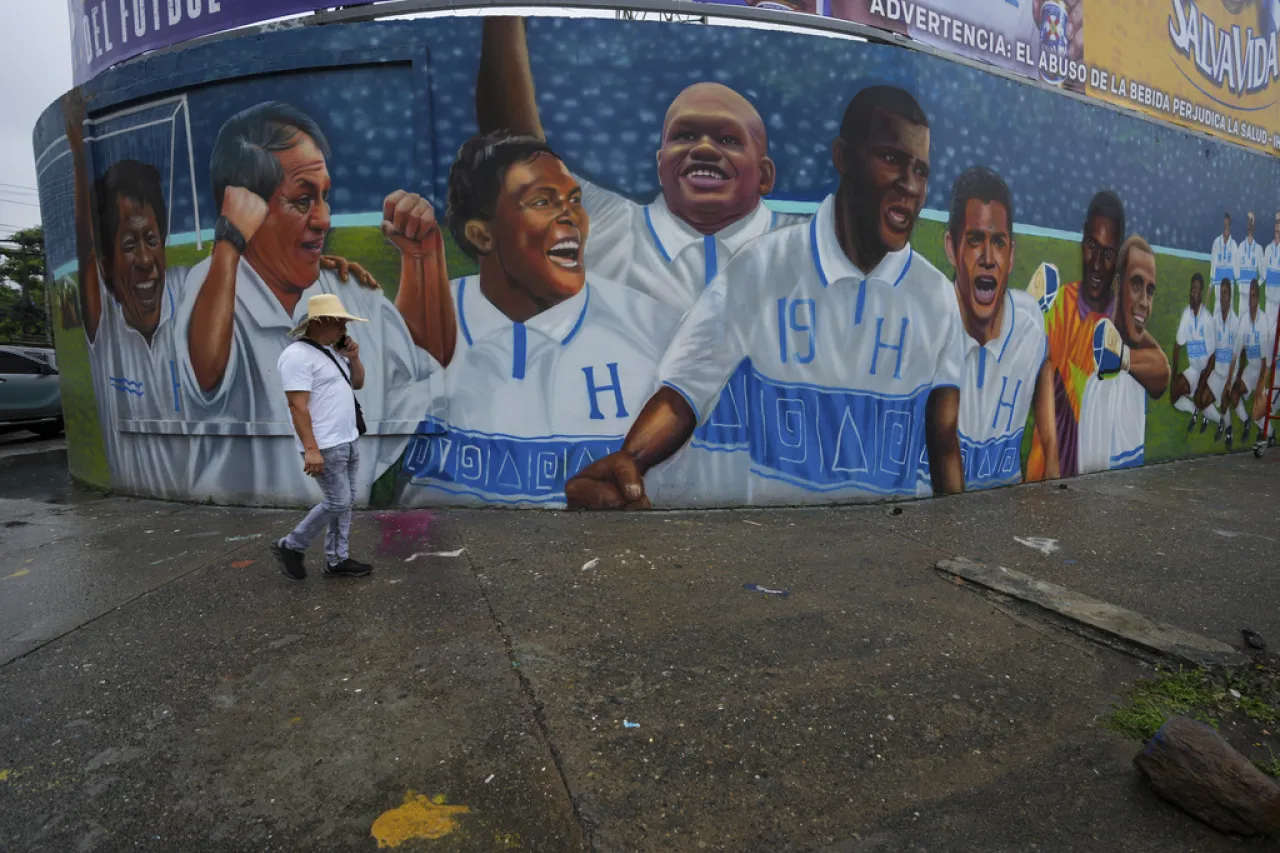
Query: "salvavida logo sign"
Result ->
[[1168, 0, 1280, 99]]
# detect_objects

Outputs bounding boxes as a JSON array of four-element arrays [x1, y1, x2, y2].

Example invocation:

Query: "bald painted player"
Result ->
[[945, 166, 1058, 488], [475, 17, 806, 314], [566, 86, 966, 509], [398, 132, 682, 507], [1077, 236, 1169, 473], [1170, 272, 1218, 432], [1235, 212, 1261, 318], [1229, 279, 1271, 445]]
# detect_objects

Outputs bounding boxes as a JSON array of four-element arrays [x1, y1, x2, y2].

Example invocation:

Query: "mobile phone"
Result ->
[[337, 334, 352, 351]]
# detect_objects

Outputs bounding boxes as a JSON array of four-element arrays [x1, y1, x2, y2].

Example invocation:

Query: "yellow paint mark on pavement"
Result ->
[[371, 790, 470, 847], [4, 569, 29, 579], [289, 716, 302, 726], [0, 768, 16, 782]]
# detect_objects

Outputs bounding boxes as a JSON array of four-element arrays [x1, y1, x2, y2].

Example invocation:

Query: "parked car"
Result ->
[[0, 345, 63, 437]]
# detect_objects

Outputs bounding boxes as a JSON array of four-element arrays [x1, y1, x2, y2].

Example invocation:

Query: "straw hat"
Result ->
[[288, 293, 368, 339]]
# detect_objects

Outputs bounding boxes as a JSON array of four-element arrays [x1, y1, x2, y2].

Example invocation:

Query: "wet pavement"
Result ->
[[1, 451, 1275, 851]]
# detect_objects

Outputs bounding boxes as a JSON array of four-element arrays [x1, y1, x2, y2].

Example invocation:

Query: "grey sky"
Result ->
[[0, 1, 72, 235]]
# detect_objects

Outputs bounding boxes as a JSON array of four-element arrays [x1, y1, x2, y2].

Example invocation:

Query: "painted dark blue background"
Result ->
[[35, 14, 1280, 274]]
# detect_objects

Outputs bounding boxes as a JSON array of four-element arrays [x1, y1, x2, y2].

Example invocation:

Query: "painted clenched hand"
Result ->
[[565, 452, 652, 510], [381, 190, 442, 259]]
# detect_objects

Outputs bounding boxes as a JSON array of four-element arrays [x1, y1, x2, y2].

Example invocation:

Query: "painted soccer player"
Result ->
[[945, 166, 1057, 488], [1211, 211, 1238, 315], [1205, 276, 1240, 442], [1026, 192, 1119, 480], [177, 101, 440, 506], [1077, 236, 1168, 473], [64, 90, 197, 498], [1230, 279, 1271, 445], [474, 17, 806, 314], [1170, 272, 1218, 431], [566, 86, 966, 509], [1265, 213, 1280, 332], [1235, 212, 1261, 318], [399, 132, 682, 506]]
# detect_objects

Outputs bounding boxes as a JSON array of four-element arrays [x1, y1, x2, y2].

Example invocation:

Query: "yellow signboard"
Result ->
[[1085, 0, 1280, 152]]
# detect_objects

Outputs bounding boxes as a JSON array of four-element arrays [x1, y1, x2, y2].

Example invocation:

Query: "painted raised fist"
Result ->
[[220, 186, 270, 244], [381, 190, 441, 259]]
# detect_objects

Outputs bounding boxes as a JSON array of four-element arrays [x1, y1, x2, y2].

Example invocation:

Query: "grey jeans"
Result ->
[[283, 441, 359, 565]]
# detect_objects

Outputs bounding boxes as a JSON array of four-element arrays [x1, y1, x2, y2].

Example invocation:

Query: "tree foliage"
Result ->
[[0, 226, 49, 342]]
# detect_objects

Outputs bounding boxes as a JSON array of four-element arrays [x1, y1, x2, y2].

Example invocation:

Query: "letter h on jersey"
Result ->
[[992, 377, 1022, 433], [870, 317, 910, 380], [582, 363, 629, 420]]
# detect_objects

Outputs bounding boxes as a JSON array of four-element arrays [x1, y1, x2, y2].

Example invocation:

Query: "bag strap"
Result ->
[[299, 339, 352, 387]]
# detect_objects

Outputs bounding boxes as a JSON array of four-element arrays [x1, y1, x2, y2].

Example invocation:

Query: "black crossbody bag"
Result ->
[[301, 339, 368, 436]]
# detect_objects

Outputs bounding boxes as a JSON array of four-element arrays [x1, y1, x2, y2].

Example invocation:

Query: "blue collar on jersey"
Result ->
[[809, 213, 914, 290], [644, 201, 780, 288], [456, 277, 592, 379], [973, 290, 1017, 390]]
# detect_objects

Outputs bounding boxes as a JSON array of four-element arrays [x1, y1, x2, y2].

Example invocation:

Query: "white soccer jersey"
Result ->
[[956, 289, 1047, 491], [175, 256, 436, 506], [1212, 308, 1240, 379], [659, 194, 965, 506], [1264, 241, 1280, 311], [87, 267, 192, 499], [1237, 237, 1262, 280], [1078, 372, 1145, 474], [400, 277, 682, 507], [580, 180, 808, 313], [1236, 308, 1272, 386], [1176, 304, 1215, 373], [1212, 235, 1239, 288]]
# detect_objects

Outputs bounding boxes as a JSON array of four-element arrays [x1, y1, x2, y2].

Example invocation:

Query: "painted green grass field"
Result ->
[[50, 275, 111, 490], [59, 220, 1224, 500]]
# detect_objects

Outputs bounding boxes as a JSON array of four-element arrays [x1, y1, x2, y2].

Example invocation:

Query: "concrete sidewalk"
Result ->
[[1, 453, 1274, 851]]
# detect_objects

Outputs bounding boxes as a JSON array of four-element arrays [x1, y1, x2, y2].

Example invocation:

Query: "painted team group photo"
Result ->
[[46, 13, 1280, 510]]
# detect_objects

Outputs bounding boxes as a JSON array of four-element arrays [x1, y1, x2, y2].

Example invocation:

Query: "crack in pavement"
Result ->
[[450, 517, 595, 852]]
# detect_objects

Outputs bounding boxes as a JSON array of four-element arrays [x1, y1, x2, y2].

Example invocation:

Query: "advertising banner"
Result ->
[[1085, 0, 1280, 153], [827, 0, 1069, 82], [68, 0, 375, 85]]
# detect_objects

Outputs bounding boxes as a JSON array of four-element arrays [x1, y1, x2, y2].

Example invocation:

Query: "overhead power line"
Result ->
[[0, 198, 41, 209]]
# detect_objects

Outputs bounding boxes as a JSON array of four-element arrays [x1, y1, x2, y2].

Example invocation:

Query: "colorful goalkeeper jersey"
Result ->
[[1026, 270, 1111, 480]]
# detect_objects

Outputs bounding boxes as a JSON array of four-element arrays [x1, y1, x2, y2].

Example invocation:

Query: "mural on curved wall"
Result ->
[[34, 11, 1280, 509]]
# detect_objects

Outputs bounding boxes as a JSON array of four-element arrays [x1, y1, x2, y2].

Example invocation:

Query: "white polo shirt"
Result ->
[[1263, 241, 1280, 314], [659, 194, 965, 505], [1176, 305, 1215, 373], [1236, 308, 1271, 382], [175, 256, 436, 506], [580, 180, 807, 313], [1078, 372, 1145, 474], [277, 341, 359, 453], [1236, 237, 1262, 288], [1212, 307, 1239, 378], [956, 288, 1047, 490], [400, 277, 682, 507], [1211, 235, 1238, 288], [87, 267, 192, 499]]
